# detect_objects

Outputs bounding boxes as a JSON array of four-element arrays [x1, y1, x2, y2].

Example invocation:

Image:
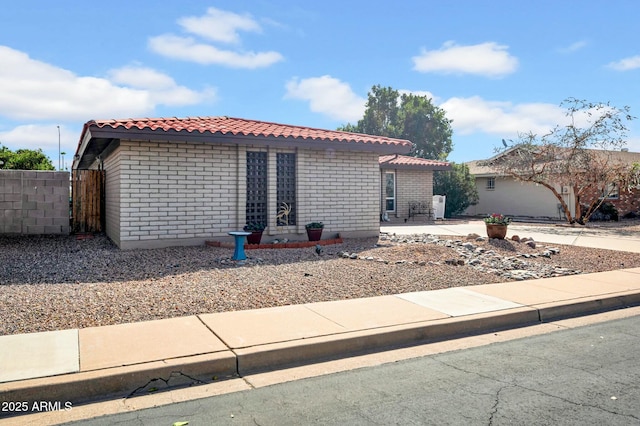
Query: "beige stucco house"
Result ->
[[379, 155, 451, 222], [464, 149, 640, 220], [463, 160, 570, 220], [72, 116, 412, 249]]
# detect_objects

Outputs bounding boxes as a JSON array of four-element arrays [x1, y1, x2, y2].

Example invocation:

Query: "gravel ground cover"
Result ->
[[1, 229, 640, 336]]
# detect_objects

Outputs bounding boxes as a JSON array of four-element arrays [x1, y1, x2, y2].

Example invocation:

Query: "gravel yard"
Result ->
[[1, 230, 640, 336]]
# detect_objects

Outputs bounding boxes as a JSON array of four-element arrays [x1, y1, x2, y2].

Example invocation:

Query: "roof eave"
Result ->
[[85, 126, 412, 154], [379, 163, 452, 171]]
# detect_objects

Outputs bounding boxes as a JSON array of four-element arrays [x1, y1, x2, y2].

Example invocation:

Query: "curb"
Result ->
[[2, 290, 639, 412], [0, 353, 236, 411]]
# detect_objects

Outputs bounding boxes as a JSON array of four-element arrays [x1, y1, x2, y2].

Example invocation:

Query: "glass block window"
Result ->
[[276, 153, 296, 225], [246, 152, 267, 226]]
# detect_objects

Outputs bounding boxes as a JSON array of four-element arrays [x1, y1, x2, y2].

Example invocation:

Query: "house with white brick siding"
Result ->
[[379, 155, 451, 222], [72, 116, 413, 249]]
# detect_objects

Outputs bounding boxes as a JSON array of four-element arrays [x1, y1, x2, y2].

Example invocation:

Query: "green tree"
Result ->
[[0, 145, 55, 170], [433, 163, 479, 217], [339, 85, 453, 160], [399, 93, 453, 160], [0, 145, 12, 167]]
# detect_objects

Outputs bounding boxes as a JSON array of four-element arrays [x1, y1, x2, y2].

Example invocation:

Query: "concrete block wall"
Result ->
[[114, 140, 238, 249], [0, 170, 70, 235]]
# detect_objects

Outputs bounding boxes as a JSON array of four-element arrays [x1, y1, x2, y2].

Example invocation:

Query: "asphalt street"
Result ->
[[69, 314, 640, 425]]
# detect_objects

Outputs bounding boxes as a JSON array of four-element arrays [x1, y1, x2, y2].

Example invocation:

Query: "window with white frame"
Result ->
[[384, 171, 395, 212], [486, 177, 495, 190]]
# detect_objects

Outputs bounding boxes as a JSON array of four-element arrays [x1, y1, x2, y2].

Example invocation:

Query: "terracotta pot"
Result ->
[[486, 224, 508, 239], [306, 228, 323, 241], [246, 231, 263, 245]]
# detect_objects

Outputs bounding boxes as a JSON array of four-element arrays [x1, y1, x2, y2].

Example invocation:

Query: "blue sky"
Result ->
[[1, 1, 639, 169]]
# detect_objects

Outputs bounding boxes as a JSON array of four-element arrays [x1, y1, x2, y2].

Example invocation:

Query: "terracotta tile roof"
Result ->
[[379, 154, 452, 170], [88, 116, 413, 148]]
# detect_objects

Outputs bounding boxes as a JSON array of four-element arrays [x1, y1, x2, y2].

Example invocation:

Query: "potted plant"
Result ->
[[243, 222, 266, 244], [484, 213, 511, 239], [305, 221, 324, 241]]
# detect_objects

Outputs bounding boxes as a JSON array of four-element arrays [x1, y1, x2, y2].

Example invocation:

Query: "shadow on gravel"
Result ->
[[0, 234, 365, 286]]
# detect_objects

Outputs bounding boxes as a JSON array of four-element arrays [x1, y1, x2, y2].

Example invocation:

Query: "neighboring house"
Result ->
[[72, 116, 412, 249], [379, 154, 451, 222], [464, 149, 640, 220]]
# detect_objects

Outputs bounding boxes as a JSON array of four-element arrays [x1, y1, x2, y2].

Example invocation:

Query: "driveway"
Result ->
[[381, 220, 640, 253]]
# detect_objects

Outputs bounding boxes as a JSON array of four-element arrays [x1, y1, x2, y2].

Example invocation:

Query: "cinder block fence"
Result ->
[[0, 170, 70, 235]]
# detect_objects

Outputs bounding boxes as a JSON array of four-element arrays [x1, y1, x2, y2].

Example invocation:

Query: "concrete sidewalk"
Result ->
[[381, 219, 640, 253], [2, 268, 640, 412]]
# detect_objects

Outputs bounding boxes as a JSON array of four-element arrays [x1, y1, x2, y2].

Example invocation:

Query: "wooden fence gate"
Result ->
[[72, 170, 105, 233]]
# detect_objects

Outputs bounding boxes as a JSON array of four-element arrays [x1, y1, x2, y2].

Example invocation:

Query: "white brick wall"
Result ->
[[114, 140, 238, 248], [297, 149, 380, 235], [379, 169, 435, 220], [105, 141, 382, 248], [393, 169, 434, 219]]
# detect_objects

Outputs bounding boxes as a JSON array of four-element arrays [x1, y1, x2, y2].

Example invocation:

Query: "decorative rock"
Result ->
[[353, 232, 580, 281], [511, 235, 520, 242], [466, 233, 481, 240]]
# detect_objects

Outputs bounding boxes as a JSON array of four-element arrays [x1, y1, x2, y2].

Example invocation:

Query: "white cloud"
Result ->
[[0, 124, 75, 157], [284, 76, 366, 122], [607, 55, 640, 71], [150, 7, 284, 69], [0, 46, 212, 121], [178, 7, 261, 44], [399, 89, 438, 103], [412, 41, 518, 78], [558, 40, 588, 53], [624, 136, 640, 153], [108, 65, 216, 106], [440, 96, 564, 136], [149, 34, 283, 68]]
